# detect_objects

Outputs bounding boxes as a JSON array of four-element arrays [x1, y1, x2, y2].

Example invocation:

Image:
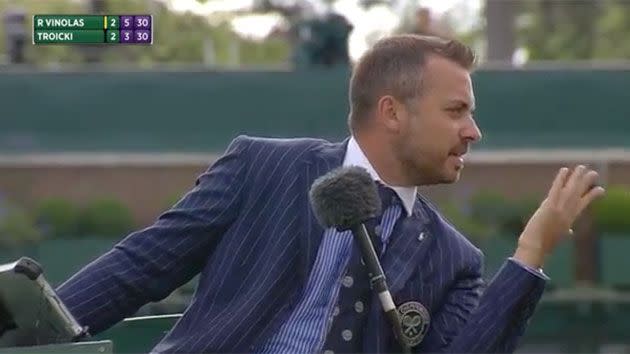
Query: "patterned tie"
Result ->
[[369, 182, 405, 256], [320, 182, 405, 353]]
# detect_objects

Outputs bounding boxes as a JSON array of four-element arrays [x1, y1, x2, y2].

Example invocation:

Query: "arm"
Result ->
[[420, 166, 604, 353], [55, 136, 252, 334], [419, 257, 546, 353]]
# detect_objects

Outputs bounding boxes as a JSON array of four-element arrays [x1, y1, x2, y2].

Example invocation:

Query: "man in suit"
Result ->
[[56, 35, 604, 353]]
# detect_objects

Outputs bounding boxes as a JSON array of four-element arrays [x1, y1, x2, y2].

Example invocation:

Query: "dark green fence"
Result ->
[[2, 238, 630, 353], [2, 68, 630, 152], [0, 236, 576, 289], [94, 303, 630, 354]]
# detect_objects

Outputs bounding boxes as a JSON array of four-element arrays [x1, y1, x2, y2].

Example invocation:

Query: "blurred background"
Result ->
[[1, 0, 630, 352]]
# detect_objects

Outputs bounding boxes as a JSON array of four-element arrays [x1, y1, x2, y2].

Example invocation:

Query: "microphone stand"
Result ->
[[351, 223, 411, 354]]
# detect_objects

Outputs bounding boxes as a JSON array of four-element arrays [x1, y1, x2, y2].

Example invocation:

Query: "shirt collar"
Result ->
[[342, 136, 417, 216]]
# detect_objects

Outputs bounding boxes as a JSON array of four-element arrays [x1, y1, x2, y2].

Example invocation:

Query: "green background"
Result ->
[[2, 68, 629, 152]]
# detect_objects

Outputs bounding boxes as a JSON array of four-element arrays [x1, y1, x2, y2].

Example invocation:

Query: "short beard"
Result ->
[[394, 133, 431, 186]]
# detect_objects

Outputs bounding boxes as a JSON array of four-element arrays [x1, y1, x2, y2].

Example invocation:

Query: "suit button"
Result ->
[[324, 350, 334, 354], [333, 306, 340, 316], [342, 275, 354, 288], [354, 301, 364, 313], [342, 329, 353, 341]]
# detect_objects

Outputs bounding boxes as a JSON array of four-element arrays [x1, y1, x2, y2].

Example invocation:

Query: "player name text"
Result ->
[[36, 18, 84, 28], [36, 31, 73, 41]]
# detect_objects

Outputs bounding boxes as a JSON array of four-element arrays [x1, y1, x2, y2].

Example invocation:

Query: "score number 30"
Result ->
[[108, 16, 151, 29], [106, 30, 150, 43], [121, 17, 150, 29], [120, 31, 149, 41]]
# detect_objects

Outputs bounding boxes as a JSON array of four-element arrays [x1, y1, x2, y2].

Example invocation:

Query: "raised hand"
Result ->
[[514, 165, 606, 268]]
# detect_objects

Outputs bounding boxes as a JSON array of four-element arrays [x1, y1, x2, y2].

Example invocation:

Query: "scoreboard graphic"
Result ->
[[33, 15, 153, 44]]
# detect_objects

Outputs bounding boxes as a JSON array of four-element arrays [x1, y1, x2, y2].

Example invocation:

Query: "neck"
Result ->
[[353, 131, 414, 187]]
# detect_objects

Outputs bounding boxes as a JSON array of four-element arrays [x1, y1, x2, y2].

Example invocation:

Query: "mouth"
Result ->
[[450, 154, 465, 167], [448, 148, 468, 168]]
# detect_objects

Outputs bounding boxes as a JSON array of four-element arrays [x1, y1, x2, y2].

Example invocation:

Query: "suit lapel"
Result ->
[[296, 138, 348, 284]]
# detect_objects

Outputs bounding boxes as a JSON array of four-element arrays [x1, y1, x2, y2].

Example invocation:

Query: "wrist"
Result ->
[[513, 241, 546, 269]]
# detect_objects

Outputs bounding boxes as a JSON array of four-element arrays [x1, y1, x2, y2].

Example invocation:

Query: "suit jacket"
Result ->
[[56, 135, 546, 353]]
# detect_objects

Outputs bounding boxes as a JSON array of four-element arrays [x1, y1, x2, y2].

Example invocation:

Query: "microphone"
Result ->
[[309, 166, 411, 353]]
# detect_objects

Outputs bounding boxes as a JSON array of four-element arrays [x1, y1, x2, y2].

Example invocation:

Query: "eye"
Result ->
[[446, 107, 465, 115]]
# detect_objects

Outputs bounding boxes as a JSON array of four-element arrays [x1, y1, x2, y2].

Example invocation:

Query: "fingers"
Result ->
[[580, 170, 600, 196], [550, 164, 605, 218], [548, 167, 570, 203], [559, 165, 602, 203], [563, 165, 588, 199], [577, 185, 606, 215]]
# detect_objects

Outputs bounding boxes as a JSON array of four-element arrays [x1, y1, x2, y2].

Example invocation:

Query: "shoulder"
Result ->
[[220, 135, 342, 181], [417, 195, 484, 267], [226, 134, 333, 158]]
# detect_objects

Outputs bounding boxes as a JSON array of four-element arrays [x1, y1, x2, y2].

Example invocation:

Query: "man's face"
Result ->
[[393, 55, 481, 185]]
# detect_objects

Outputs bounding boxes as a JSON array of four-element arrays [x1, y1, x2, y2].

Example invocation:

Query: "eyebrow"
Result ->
[[448, 99, 475, 112]]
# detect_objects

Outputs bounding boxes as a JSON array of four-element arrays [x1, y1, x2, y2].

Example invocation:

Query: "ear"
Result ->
[[376, 95, 405, 133]]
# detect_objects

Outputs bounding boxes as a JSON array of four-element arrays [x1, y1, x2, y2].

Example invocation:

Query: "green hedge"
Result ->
[[0, 204, 43, 248], [35, 198, 81, 239], [76, 198, 134, 238], [440, 190, 540, 243], [592, 186, 630, 235], [0, 197, 137, 246]]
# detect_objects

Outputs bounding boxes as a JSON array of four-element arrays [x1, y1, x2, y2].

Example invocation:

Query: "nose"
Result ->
[[462, 117, 482, 143]]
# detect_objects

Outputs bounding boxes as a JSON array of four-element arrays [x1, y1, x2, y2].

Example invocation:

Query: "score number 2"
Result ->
[[109, 16, 119, 29], [106, 29, 119, 43]]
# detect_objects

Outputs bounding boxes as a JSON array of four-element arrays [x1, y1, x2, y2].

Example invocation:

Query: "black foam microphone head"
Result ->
[[309, 166, 382, 231]]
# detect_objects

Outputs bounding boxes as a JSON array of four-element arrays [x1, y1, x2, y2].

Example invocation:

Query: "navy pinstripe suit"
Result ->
[[56, 135, 546, 353]]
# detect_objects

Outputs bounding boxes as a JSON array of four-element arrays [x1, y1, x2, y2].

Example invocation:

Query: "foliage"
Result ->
[[516, 0, 630, 60], [0, 205, 42, 248], [442, 190, 540, 241], [499, 197, 539, 237], [3, 195, 137, 241], [468, 191, 512, 230], [468, 190, 538, 237], [439, 202, 492, 244], [35, 198, 81, 239], [592, 186, 630, 234], [0, 0, 290, 66], [77, 198, 135, 238], [0, 0, 83, 65], [429, 0, 630, 62]]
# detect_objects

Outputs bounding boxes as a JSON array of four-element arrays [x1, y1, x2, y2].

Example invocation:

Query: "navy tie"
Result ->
[[321, 183, 404, 354], [370, 183, 404, 255]]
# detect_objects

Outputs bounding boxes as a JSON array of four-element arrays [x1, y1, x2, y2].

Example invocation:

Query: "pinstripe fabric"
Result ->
[[55, 135, 548, 354], [258, 203, 402, 354]]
